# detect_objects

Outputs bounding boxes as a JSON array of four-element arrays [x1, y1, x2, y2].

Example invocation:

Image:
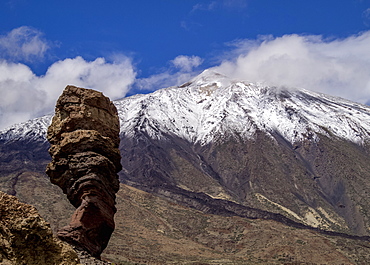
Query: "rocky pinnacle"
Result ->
[[46, 85, 121, 258]]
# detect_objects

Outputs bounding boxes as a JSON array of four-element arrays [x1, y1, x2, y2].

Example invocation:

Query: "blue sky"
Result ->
[[1, 0, 370, 129]]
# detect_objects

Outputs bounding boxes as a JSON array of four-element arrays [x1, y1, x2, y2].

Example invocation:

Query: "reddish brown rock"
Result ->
[[46, 85, 121, 258]]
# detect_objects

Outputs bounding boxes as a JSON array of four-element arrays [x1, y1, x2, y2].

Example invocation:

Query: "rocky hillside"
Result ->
[[107, 184, 370, 264], [2, 181, 370, 264]]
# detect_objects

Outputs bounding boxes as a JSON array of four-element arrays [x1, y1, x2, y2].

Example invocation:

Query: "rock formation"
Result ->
[[0, 191, 80, 265], [46, 85, 121, 258]]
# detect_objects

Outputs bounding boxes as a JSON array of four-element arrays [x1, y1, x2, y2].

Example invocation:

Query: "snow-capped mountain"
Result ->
[[0, 114, 51, 142], [2, 70, 370, 146], [116, 70, 370, 145], [1, 70, 370, 237]]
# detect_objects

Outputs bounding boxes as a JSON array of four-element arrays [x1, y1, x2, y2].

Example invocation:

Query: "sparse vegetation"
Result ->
[[101, 184, 370, 264]]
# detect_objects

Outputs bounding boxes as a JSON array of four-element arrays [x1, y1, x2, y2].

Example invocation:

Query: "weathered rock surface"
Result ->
[[46, 86, 121, 258], [74, 248, 112, 265], [0, 191, 80, 265]]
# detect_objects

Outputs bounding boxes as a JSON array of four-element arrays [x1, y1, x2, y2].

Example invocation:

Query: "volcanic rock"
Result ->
[[46, 85, 121, 258], [0, 191, 80, 265]]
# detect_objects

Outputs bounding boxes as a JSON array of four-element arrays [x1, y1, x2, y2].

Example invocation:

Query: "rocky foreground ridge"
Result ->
[[0, 191, 113, 265], [0, 190, 80, 265]]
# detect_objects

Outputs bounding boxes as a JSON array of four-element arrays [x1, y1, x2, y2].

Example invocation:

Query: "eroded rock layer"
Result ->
[[46, 85, 121, 258]]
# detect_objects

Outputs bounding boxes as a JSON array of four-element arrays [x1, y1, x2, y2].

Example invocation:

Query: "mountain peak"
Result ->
[[117, 72, 370, 145], [179, 70, 235, 93], [191, 69, 231, 84]]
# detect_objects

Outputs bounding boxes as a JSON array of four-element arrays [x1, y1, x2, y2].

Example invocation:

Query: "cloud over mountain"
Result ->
[[214, 31, 370, 104], [0, 56, 136, 130], [171, 55, 203, 72], [135, 55, 203, 92]]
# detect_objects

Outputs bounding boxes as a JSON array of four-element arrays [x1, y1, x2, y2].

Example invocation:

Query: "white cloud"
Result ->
[[0, 56, 136, 130], [135, 71, 196, 92], [136, 55, 203, 91], [171, 55, 203, 72], [213, 31, 370, 104], [0, 26, 50, 61], [37, 56, 136, 101], [0, 61, 41, 128]]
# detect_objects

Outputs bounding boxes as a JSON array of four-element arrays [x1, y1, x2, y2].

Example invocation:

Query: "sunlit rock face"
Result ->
[[0, 191, 80, 265], [46, 85, 121, 258]]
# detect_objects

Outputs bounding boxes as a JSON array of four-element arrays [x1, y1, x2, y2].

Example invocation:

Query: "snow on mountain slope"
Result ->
[[0, 114, 52, 142], [115, 70, 370, 145], [1, 70, 370, 145]]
